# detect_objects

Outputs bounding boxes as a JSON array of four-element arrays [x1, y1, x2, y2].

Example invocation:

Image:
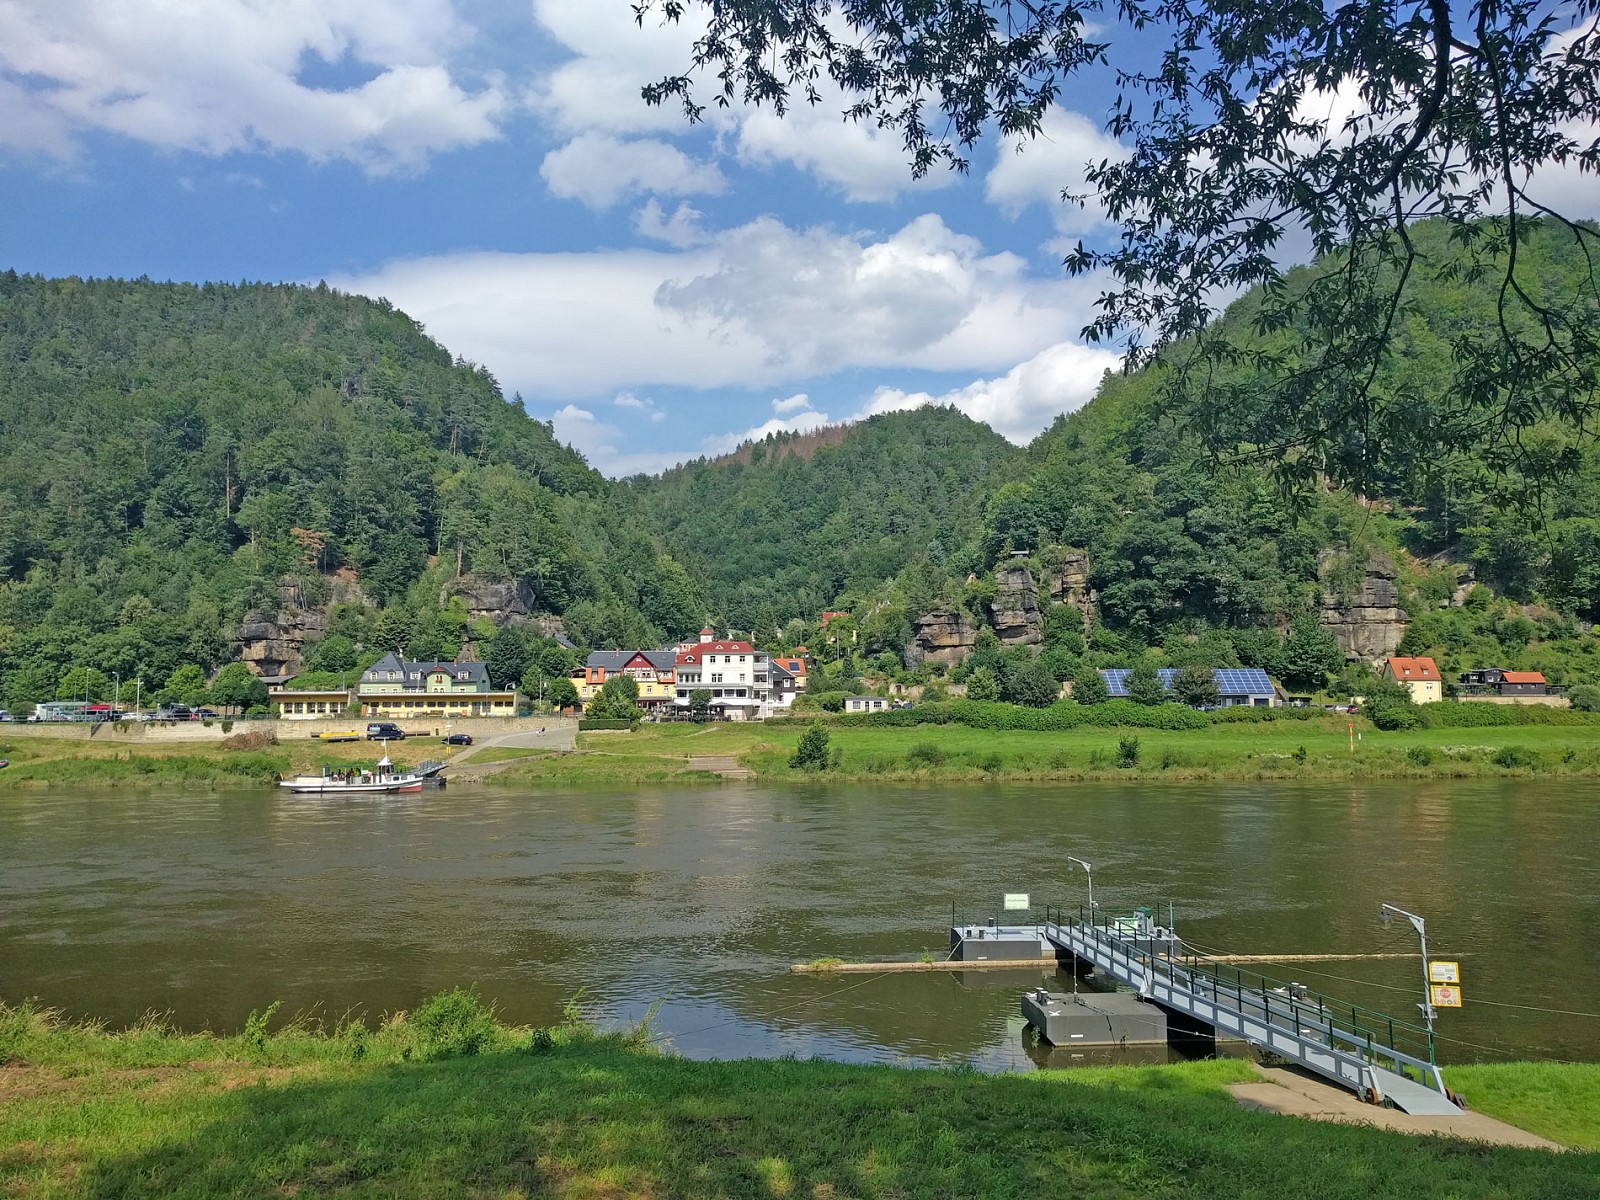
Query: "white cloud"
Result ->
[[531, 0, 937, 202], [633, 199, 711, 248], [0, 0, 507, 172], [529, 0, 705, 137], [985, 109, 1128, 235], [540, 132, 724, 209], [700, 409, 833, 457], [858, 340, 1121, 443], [771, 394, 811, 414], [331, 213, 1105, 399], [613, 391, 667, 421], [734, 101, 954, 202]]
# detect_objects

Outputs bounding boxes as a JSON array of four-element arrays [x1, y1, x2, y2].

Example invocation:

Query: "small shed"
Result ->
[[843, 695, 889, 713]]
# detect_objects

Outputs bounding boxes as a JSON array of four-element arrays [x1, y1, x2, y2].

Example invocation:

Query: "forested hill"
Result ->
[[624, 407, 1021, 633], [0, 272, 706, 707]]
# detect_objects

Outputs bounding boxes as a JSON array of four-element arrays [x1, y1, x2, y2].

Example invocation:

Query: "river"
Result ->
[[2, 780, 1596, 1069]]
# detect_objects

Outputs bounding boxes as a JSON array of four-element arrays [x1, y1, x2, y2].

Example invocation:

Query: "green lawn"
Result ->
[[1450, 1062, 1600, 1151], [2, 999, 1595, 1198]]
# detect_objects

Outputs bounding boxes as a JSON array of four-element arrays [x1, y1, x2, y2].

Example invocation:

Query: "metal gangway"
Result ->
[[1040, 904, 1460, 1115]]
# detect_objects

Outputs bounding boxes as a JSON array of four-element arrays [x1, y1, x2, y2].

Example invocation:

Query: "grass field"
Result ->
[[482, 717, 1600, 787], [1, 998, 1595, 1198]]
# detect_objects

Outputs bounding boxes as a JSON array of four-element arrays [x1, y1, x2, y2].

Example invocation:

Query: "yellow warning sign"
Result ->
[[1428, 960, 1461, 984], [1430, 983, 1463, 1008]]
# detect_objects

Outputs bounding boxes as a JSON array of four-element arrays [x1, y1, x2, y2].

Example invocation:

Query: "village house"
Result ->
[[1382, 656, 1443, 704], [1460, 667, 1549, 697], [576, 650, 678, 710], [673, 629, 770, 720], [353, 652, 519, 718]]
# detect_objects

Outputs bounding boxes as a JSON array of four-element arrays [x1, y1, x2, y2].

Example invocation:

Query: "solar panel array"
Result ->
[[1098, 667, 1273, 699]]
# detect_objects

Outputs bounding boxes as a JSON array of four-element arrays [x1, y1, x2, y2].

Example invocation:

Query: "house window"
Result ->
[[712, 673, 723, 683]]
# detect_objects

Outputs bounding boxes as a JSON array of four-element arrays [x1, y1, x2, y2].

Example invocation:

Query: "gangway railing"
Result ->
[[1040, 904, 1448, 1106]]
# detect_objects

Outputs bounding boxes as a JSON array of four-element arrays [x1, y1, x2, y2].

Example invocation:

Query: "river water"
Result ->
[[2, 780, 1596, 1069]]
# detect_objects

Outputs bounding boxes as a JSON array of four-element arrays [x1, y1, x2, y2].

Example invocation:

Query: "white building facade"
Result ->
[[675, 632, 770, 720]]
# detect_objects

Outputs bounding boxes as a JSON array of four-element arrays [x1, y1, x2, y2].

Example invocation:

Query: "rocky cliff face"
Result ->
[[1320, 554, 1409, 662], [906, 608, 979, 668], [1043, 550, 1096, 627], [236, 578, 328, 679], [989, 564, 1043, 647], [443, 575, 538, 627]]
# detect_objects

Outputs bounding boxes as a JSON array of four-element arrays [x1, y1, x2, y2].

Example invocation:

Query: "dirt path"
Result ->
[[1231, 1062, 1563, 1149]]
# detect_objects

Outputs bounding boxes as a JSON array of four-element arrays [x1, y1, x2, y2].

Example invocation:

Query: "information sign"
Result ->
[[1428, 961, 1461, 984], [1429, 983, 1463, 1008], [1003, 893, 1030, 911]]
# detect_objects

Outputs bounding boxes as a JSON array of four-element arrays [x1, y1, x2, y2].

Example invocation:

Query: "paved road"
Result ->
[[442, 725, 577, 778], [1231, 1063, 1563, 1149]]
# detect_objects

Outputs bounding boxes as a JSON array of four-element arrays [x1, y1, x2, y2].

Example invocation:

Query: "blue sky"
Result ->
[[4, 2, 1591, 477]]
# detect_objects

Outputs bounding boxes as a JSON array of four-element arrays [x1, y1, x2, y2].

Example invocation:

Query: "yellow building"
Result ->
[[1382, 656, 1444, 704], [270, 689, 354, 719], [353, 653, 520, 718], [579, 650, 678, 709]]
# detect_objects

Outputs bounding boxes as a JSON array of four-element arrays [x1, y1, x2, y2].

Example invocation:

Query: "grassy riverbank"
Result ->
[[484, 718, 1600, 787], [2, 716, 1597, 789], [0, 735, 453, 790], [1, 998, 1594, 1198]]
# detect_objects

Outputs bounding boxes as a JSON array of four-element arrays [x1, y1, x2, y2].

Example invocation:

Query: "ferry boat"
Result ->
[[278, 755, 425, 795]]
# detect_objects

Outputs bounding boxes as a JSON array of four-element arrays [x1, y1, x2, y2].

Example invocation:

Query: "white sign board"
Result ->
[[1428, 960, 1461, 984], [1003, 893, 1030, 911]]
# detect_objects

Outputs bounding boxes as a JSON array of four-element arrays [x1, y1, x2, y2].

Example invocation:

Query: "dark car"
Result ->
[[366, 722, 405, 740], [441, 733, 473, 746]]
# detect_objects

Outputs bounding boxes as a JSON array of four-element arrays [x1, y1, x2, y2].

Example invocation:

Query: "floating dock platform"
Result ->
[[949, 921, 1050, 961], [1021, 987, 1169, 1046]]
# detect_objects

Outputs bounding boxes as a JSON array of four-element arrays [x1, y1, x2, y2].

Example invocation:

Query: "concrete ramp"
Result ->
[[1370, 1067, 1461, 1115]]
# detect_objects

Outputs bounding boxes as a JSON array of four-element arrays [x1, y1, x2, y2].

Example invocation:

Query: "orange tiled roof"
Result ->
[[1501, 670, 1546, 684], [1386, 656, 1441, 681]]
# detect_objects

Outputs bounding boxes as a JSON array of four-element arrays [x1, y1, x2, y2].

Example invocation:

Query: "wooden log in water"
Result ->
[[791, 958, 1055, 974], [789, 951, 1423, 975]]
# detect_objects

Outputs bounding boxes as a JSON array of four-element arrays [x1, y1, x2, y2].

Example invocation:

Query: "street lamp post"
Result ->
[[1381, 902, 1442, 1086], [113, 672, 120, 713], [1066, 856, 1094, 922]]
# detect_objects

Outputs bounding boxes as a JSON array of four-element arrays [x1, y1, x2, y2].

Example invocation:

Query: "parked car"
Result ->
[[194, 708, 220, 719], [441, 733, 474, 746], [365, 722, 405, 740]]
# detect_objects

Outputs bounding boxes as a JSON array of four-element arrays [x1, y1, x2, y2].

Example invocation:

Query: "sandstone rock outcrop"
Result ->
[[990, 564, 1043, 646], [1042, 549, 1096, 627], [443, 575, 538, 627], [1319, 554, 1409, 662], [906, 608, 979, 668], [236, 577, 328, 678]]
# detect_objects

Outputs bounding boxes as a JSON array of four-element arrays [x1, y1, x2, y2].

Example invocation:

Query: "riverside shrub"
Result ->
[[410, 987, 499, 1061], [838, 699, 1209, 732], [1417, 702, 1600, 728]]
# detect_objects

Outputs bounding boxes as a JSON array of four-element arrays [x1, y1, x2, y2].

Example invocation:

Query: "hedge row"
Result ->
[[578, 718, 636, 731], [1416, 702, 1600, 728], [837, 699, 1211, 732]]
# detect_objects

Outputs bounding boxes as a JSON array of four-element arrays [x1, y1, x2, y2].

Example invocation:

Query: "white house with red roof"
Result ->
[[1382, 656, 1443, 704], [675, 629, 770, 719]]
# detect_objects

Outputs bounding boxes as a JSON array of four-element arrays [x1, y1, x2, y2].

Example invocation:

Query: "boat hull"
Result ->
[[278, 777, 425, 795]]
